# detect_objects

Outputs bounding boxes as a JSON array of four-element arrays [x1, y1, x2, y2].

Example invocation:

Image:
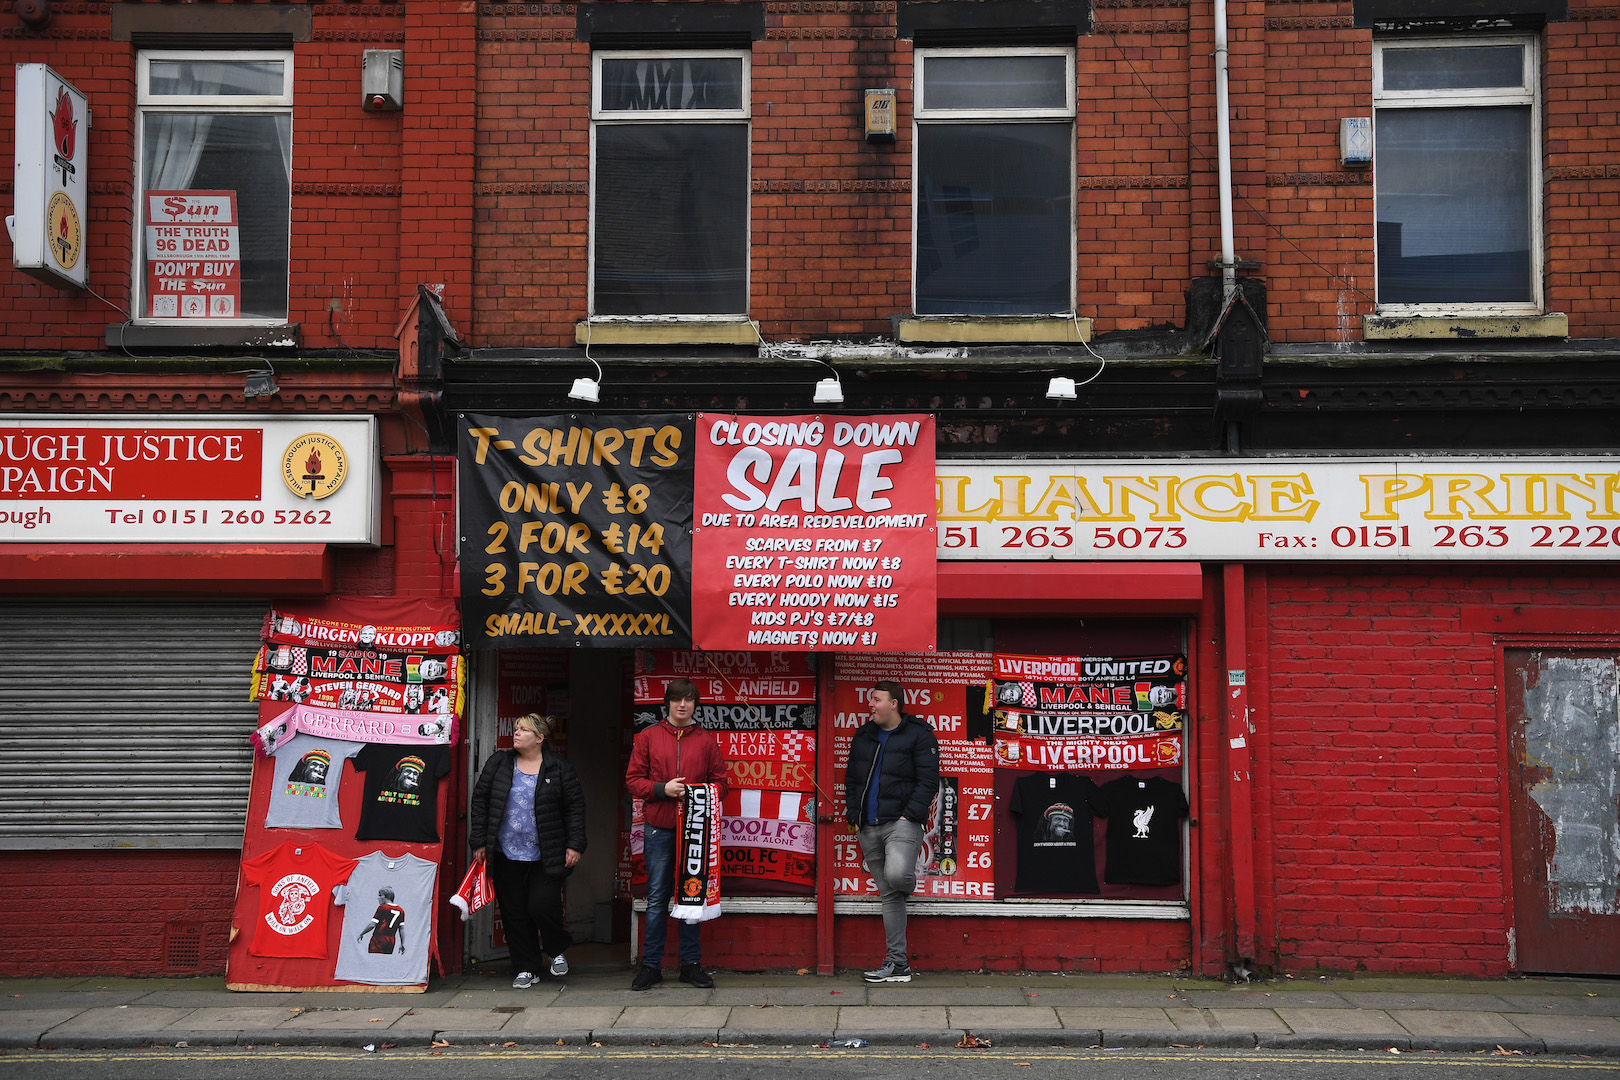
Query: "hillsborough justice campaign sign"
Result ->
[[692, 414, 937, 653], [0, 416, 378, 543]]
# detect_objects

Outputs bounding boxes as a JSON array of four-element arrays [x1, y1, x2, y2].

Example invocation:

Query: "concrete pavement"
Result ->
[[4, 963, 1620, 1055]]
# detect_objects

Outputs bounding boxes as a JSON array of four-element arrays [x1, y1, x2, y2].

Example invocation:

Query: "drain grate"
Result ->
[[492, 1006, 527, 1014]]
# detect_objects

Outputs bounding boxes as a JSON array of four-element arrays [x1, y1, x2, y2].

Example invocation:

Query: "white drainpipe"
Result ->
[[1214, 0, 1237, 299]]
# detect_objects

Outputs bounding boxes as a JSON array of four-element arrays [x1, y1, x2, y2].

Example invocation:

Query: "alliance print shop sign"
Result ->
[[459, 414, 695, 649], [936, 457, 1620, 561]]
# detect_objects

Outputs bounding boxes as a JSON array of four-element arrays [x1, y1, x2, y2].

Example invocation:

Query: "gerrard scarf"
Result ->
[[673, 782, 723, 924]]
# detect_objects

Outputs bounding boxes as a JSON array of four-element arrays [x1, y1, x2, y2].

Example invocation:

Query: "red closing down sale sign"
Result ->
[[691, 414, 937, 653]]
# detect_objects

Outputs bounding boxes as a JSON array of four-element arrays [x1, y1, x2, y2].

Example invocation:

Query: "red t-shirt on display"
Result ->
[[240, 841, 359, 958]]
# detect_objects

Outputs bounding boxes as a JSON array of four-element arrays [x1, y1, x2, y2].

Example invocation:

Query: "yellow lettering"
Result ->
[[1176, 474, 1249, 522], [1247, 474, 1318, 521], [1362, 474, 1431, 520], [1103, 476, 1179, 521]]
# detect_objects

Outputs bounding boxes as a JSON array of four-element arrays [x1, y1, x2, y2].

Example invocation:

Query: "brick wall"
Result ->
[[0, 851, 239, 977], [1256, 567, 1620, 976], [666, 913, 1191, 972], [0, 5, 431, 352], [8, 3, 1619, 348]]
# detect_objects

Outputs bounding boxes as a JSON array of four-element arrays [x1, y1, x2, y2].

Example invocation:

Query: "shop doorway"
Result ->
[[1505, 649, 1620, 975], [464, 648, 630, 964]]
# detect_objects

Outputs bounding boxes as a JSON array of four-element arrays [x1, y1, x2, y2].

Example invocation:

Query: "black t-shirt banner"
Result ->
[[459, 414, 695, 649]]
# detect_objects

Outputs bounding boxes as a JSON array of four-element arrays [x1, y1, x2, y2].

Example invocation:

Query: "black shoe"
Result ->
[[630, 965, 662, 991], [678, 963, 715, 988]]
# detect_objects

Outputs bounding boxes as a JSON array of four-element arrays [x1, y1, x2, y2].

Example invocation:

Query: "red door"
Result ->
[[1505, 649, 1620, 974]]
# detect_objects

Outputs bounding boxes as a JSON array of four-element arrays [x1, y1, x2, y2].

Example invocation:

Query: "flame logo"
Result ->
[[51, 87, 75, 160], [304, 450, 322, 475]]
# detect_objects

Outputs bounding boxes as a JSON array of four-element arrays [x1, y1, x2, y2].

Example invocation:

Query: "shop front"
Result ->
[[0, 412, 461, 978], [457, 417, 1620, 978]]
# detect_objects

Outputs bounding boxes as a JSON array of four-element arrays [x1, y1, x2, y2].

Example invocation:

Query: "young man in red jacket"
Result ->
[[625, 678, 729, 990]]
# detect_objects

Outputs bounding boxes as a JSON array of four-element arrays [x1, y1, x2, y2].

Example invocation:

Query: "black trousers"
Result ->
[[490, 851, 572, 976]]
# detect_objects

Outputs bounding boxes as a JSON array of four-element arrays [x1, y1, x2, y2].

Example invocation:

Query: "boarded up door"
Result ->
[[1505, 650, 1620, 974]]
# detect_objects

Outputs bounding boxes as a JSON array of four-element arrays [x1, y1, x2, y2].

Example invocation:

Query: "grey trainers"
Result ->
[[550, 954, 569, 977], [862, 961, 912, 983], [512, 971, 537, 989]]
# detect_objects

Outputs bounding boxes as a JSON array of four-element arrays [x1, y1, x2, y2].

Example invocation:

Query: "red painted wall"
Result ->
[[0, 851, 239, 977], [1253, 567, 1620, 977]]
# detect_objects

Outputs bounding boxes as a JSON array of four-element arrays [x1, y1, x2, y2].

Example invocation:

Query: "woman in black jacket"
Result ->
[[469, 713, 587, 987]]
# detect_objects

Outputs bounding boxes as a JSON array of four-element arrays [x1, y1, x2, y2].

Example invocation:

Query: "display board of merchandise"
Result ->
[[832, 649, 1191, 902], [624, 650, 820, 896], [225, 598, 462, 992]]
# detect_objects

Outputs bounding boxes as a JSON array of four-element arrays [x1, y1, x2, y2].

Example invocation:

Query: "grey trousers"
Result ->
[[857, 818, 923, 965]]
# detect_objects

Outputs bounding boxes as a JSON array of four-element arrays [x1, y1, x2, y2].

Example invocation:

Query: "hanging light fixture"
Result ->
[[569, 356, 604, 404]]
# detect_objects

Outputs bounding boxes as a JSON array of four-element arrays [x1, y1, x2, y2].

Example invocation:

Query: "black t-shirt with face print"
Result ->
[[353, 743, 451, 843], [1010, 771, 1100, 895]]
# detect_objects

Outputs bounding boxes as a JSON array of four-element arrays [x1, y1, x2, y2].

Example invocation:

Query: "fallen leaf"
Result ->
[[956, 1034, 991, 1049], [368, 1017, 384, 1023], [830, 990, 843, 995], [917, 1043, 931, 1049], [380, 1043, 397, 1050], [429, 1051, 444, 1056], [174, 1041, 189, 1048], [590, 1041, 603, 1048], [1492, 1046, 1523, 1056], [555, 1039, 564, 1046], [796, 968, 810, 976], [1016, 1063, 1032, 1068], [431, 1039, 450, 1049], [503, 1041, 518, 1048], [1387, 1048, 1401, 1054]]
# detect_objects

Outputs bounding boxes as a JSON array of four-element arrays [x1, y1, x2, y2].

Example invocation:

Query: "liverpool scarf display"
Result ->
[[672, 782, 723, 924]]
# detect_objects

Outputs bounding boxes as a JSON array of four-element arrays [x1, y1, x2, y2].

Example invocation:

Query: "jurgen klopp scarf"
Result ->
[[672, 782, 723, 924]]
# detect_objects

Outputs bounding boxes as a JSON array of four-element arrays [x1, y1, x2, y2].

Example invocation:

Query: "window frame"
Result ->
[[911, 46, 1078, 319], [588, 49, 752, 321], [1371, 34, 1542, 317], [132, 49, 294, 327]]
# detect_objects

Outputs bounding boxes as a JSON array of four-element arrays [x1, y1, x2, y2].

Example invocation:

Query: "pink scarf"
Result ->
[[253, 703, 456, 755]]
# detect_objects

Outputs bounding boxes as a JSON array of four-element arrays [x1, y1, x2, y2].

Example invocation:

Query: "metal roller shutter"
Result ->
[[0, 599, 266, 849]]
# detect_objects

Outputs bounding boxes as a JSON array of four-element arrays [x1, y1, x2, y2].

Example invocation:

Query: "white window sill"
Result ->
[[897, 316, 1091, 345], [575, 319, 759, 346], [106, 323, 300, 349], [1362, 313, 1568, 340]]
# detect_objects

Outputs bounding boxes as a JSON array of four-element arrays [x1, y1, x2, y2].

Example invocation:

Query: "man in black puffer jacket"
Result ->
[[843, 679, 939, 984], [469, 713, 587, 987]]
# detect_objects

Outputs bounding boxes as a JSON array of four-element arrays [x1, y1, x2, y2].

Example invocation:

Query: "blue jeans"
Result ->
[[642, 824, 702, 967]]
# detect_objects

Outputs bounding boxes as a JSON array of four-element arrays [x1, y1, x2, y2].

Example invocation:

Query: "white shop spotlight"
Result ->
[[569, 356, 603, 404]]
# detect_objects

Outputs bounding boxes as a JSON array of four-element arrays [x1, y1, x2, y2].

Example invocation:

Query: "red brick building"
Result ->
[[5, 0, 1620, 980]]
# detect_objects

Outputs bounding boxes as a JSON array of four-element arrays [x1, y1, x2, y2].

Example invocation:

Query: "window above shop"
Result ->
[[1371, 36, 1541, 318], [588, 51, 751, 323], [133, 50, 293, 328], [911, 48, 1075, 320]]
